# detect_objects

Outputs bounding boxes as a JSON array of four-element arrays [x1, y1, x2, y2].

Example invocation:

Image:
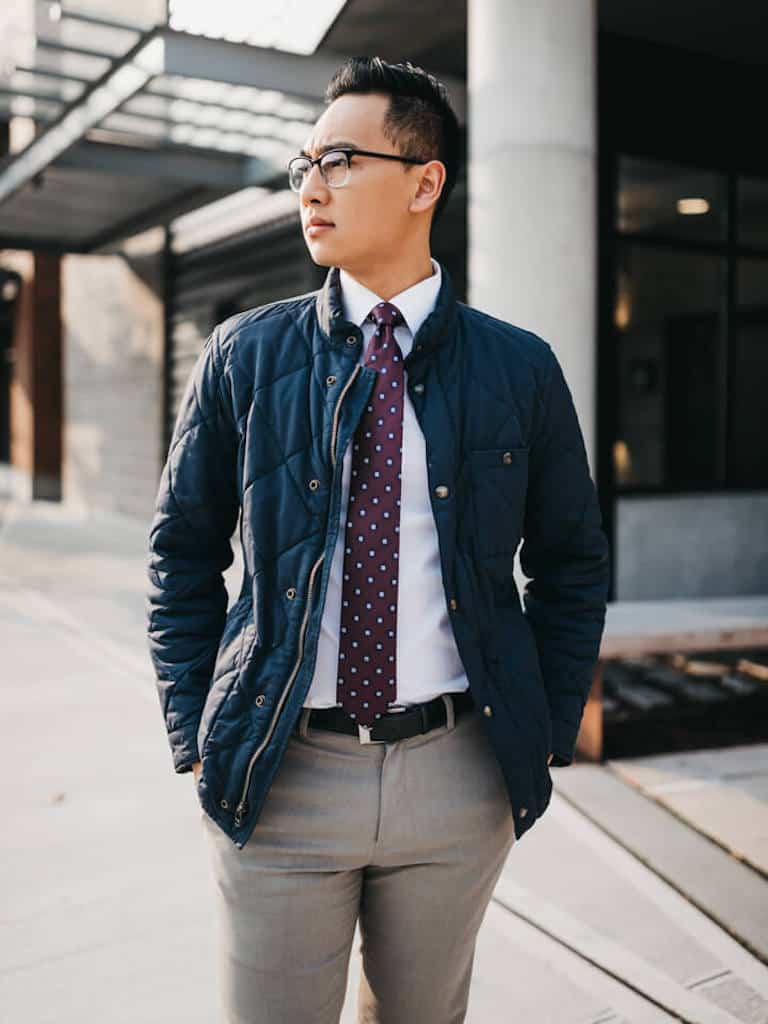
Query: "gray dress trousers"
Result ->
[[200, 694, 517, 1023]]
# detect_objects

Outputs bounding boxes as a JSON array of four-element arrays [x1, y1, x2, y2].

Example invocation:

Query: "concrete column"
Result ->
[[468, 0, 598, 471]]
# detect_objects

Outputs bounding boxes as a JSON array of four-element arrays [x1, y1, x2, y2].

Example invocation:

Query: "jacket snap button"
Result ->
[[309, 479, 320, 491], [502, 451, 512, 464], [346, 335, 357, 345], [220, 799, 229, 809], [449, 598, 458, 611], [483, 704, 493, 717], [286, 587, 297, 600], [412, 382, 425, 394], [434, 485, 449, 498], [326, 375, 336, 386], [255, 694, 265, 707], [519, 807, 528, 818]]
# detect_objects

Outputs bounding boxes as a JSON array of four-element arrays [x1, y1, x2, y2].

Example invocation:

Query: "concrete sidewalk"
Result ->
[[2, 499, 767, 1023]]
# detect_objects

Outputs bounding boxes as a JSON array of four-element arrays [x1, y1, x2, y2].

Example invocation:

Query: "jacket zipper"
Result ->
[[233, 362, 362, 827], [330, 362, 361, 469]]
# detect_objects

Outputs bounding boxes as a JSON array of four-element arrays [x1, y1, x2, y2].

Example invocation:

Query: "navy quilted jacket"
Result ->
[[146, 261, 610, 849]]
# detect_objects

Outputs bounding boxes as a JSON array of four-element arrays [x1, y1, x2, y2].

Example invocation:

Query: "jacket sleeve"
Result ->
[[145, 325, 240, 774], [519, 345, 610, 766]]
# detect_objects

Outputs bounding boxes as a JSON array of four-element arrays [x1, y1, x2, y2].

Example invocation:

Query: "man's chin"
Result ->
[[305, 237, 365, 273], [307, 250, 334, 267], [306, 235, 346, 268]]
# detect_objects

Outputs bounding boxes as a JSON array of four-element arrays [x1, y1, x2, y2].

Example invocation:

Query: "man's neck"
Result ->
[[339, 252, 435, 302]]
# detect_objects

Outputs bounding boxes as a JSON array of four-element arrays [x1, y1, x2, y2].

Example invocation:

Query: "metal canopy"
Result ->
[[0, 16, 327, 252], [0, 10, 465, 254]]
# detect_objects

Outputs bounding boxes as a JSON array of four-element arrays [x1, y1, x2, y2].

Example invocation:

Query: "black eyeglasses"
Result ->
[[287, 148, 428, 193]]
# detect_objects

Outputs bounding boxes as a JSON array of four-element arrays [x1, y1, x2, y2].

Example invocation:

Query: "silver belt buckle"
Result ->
[[357, 723, 387, 744]]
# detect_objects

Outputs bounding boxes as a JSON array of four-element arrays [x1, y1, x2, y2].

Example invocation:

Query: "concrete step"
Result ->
[[556, 762, 768, 962]]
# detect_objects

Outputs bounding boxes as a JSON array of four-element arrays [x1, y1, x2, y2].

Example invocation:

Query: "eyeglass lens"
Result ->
[[289, 151, 350, 192]]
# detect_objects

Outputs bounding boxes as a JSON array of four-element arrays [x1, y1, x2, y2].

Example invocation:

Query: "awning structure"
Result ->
[[0, 9, 466, 255], [0, 12, 353, 252]]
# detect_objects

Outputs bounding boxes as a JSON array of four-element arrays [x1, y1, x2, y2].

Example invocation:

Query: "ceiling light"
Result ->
[[677, 198, 710, 215]]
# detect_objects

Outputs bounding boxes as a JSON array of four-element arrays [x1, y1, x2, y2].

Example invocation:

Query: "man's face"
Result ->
[[297, 92, 426, 271]]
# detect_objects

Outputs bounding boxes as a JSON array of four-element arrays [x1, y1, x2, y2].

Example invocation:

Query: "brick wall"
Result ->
[[61, 227, 165, 522]]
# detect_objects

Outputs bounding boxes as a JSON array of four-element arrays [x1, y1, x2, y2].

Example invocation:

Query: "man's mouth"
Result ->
[[307, 219, 334, 235]]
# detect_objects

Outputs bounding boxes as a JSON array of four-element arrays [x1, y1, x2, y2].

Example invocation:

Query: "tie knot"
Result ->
[[367, 301, 404, 329]]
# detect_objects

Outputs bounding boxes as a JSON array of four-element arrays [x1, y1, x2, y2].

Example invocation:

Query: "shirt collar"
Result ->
[[339, 258, 442, 339]]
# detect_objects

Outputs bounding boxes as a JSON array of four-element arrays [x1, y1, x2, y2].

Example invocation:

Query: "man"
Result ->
[[146, 56, 609, 1024]]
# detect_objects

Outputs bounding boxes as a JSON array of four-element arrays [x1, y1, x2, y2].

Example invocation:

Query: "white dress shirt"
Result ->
[[304, 257, 470, 709]]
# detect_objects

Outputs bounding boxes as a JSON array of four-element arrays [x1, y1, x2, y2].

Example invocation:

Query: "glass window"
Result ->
[[729, 260, 768, 486], [738, 176, 768, 247], [613, 243, 723, 489], [617, 156, 726, 243]]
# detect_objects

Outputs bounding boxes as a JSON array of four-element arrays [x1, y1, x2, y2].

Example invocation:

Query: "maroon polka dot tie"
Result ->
[[337, 301, 405, 727]]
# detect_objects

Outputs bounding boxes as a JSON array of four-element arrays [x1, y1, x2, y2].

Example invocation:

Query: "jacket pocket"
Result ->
[[488, 604, 552, 753], [469, 446, 529, 559]]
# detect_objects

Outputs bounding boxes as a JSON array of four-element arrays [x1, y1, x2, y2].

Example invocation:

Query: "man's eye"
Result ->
[[322, 155, 347, 170]]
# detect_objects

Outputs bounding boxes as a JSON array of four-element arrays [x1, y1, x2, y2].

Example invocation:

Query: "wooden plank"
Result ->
[[600, 597, 768, 658]]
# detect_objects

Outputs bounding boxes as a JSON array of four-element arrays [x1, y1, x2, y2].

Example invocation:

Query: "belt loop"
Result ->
[[441, 693, 455, 731], [419, 702, 429, 733]]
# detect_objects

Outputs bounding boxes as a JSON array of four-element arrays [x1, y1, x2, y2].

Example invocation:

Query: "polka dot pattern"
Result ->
[[337, 302, 405, 727]]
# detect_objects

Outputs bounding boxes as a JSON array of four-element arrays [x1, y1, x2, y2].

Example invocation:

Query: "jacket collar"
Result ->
[[315, 259, 458, 365]]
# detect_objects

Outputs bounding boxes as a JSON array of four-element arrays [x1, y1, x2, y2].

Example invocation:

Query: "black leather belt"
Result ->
[[295, 691, 475, 744]]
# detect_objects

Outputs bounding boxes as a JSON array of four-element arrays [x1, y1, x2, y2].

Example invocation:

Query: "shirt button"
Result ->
[[502, 451, 513, 464], [412, 382, 425, 394], [483, 704, 493, 717], [449, 598, 458, 611], [434, 485, 449, 498], [519, 807, 528, 818]]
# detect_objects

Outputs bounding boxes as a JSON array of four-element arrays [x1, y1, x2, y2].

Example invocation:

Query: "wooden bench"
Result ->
[[576, 596, 768, 761]]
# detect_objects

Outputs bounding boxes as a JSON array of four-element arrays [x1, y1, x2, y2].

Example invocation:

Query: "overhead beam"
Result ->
[[84, 184, 220, 252], [34, 37, 127, 63], [0, 31, 165, 205], [161, 32, 361, 104], [159, 30, 466, 121], [0, 86, 73, 106], [13, 65, 93, 85], [55, 138, 263, 188], [56, 7, 148, 34]]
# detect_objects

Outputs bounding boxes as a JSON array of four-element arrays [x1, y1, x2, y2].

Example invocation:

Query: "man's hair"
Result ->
[[324, 56, 462, 226]]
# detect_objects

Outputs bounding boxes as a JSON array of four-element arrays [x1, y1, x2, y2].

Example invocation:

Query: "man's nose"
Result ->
[[300, 162, 328, 204]]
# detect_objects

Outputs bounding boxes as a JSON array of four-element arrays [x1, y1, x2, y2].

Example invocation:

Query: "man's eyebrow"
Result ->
[[300, 140, 359, 158]]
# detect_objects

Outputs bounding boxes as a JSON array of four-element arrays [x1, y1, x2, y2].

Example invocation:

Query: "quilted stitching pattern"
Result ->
[[145, 263, 609, 844]]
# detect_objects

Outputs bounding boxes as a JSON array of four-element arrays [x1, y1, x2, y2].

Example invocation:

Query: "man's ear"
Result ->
[[409, 159, 446, 216]]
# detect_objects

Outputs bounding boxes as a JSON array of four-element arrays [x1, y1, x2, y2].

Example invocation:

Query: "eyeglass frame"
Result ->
[[287, 147, 429, 193]]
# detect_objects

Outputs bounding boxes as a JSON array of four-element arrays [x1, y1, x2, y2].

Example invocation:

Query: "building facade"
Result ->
[[0, 0, 766, 599]]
